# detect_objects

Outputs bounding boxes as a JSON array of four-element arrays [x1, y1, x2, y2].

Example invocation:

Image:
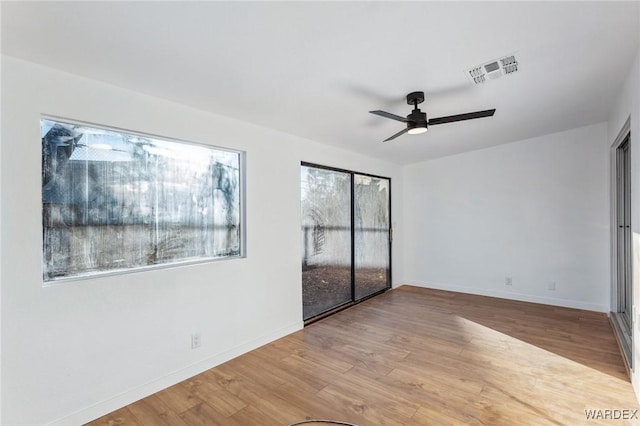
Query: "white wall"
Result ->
[[608, 44, 640, 398], [0, 32, 4, 426], [403, 122, 611, 312], [0, 56, 403, 426]]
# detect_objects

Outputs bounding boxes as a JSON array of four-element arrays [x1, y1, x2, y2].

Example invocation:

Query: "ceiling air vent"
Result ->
[[467, 54, 519, 84]]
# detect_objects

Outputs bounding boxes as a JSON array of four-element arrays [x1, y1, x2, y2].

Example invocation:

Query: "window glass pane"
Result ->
[[354, 174, 390, 300], [42, 118, 242, 282], [301, 166, 352, 319]]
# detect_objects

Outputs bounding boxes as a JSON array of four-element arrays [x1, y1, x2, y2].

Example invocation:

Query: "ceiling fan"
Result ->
[[369, 91, 496, 142]]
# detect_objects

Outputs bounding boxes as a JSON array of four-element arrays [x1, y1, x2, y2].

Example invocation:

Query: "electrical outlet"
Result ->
[[548, 282, 556, 291], [505, 277, 512, 286], [191, 333, 201, 349]]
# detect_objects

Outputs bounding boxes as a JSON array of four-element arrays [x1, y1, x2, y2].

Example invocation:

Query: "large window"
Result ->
[[41, 118, 243, 282]]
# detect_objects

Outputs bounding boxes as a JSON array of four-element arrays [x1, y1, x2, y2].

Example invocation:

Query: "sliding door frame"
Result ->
[[301, 162, 392, 324], [610, 117, 632, 372]]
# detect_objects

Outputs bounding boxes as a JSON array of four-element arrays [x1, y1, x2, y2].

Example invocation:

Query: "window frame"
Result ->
[[41, 115, 246, 285]]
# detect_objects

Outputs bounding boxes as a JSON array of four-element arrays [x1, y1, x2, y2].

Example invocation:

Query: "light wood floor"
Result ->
[[89, 286, 638, 425]]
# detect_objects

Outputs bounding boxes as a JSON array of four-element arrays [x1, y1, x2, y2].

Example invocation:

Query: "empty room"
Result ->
[[2, 1, 640, 425]]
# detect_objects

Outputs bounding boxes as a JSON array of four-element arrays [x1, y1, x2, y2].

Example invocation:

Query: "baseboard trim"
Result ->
[[48, 321, 304, 426], [406, 280, 608, 312]]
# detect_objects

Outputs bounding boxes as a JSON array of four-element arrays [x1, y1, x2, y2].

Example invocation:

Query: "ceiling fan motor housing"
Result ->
[[407, 91, 428, 130], [407, 110, 427, 128]]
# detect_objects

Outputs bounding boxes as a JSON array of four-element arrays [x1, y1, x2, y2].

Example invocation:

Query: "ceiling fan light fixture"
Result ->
[[407, 124, 427, 135]]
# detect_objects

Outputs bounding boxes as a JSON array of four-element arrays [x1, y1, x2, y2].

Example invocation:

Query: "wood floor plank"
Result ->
[[316, 384, 406, 425], [125, 395, 189, 426], [153, 379, 203, 414], [179, 401, 245, 426], [178, 374, 246, 417], [228, 404, 291, 425], [268, 381, 360, 423], [88, 407, 141, 426], [87, 286, 638, 425]]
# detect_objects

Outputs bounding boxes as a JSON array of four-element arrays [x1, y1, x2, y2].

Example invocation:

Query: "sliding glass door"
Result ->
[[354, 174, 391, 300], [301, 164, 391, 321], [612, 133, 632, 368], [301, 166, 352, 319]]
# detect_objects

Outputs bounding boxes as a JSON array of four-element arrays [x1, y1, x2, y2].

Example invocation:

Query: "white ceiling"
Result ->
[[2, 1, 639, 165]]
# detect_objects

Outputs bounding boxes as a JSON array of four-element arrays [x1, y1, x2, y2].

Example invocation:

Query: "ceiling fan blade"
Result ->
[[428, 109, 496, 126], [383, 128, 409, 142], [370, 110, 408, 123]]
